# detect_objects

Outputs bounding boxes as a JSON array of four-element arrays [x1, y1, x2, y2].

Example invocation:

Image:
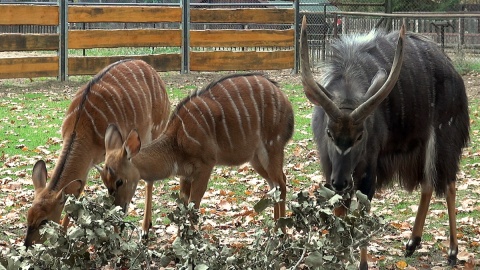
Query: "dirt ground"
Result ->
[[1, 69, 479, 98]]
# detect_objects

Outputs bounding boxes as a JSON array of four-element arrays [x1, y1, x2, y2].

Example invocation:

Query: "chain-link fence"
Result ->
[[301, 0, 480, 71]]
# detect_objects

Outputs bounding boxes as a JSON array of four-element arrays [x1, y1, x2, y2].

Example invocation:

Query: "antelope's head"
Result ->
[[300, 16, 405, 194], [25, 160, 83, 247], [99, 124, 141, 214]]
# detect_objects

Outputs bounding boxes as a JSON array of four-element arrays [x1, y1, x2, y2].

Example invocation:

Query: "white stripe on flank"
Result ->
[[254, 76, 265, 128], [176, 112, 201, 145], [209, 90, 233, 149], [63, 107, 79, 133], [118, 66, 144, 123], [244, 76, 261, 131], [189, 99, 212, 135], [183, 99, 209, 137], [198, 97, 216, 136], [132, 61, 153, 107], [64, 106, 78, 123], [126, 62, 150, 114], [108, 72, 137, 124], [98, 81, 128, 126], [219, 81, 246, 143], [377, 42, 404, 126], [266, 81, 278, 126], [90, 88, 119, 130], [84, 97, 104, 139], [228, 78, 252, 132]]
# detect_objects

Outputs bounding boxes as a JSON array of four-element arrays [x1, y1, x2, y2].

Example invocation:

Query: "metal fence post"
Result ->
[[384, 0, 392, 32], [181, 0, 190, 74], [58, 0, 68, 81], [293, 0, 300, 74]]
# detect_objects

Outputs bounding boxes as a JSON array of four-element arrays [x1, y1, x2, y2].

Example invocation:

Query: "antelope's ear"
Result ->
[[124, 129, 141, 160], [364, 69, 388, 99], [55, 189, 66, 205], [94, 164, 103, 175], [57, 179, 84, 203], [105, 124, 124, 151], [32, 160, 47, 195]]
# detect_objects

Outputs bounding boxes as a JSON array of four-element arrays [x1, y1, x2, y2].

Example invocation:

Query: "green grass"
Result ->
[[0, 93, 68, 157], [453, 56, 480, 75], [68, 47, 180, 57]]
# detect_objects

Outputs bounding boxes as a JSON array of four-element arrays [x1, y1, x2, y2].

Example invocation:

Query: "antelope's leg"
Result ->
[[278, 173, 287, 219], [141, 181, 154, 239], [61, 214, 70, 231], [446, 181, 458, 266], [250, 156, 286, 220], [188, 166, 214, 209], [179, 176, 191, 205], [405, 189, 432, 256], [359, 247, 368, 270], [333, 205, 348, 216]]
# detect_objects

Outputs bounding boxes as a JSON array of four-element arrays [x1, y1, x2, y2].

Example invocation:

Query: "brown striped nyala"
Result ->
[[300, 16, 469, 269], [25, 59, 170, 246], [100, 73, 294, 226]]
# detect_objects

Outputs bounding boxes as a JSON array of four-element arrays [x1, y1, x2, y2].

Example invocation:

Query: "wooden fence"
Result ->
[[0, 3, 296, 80]]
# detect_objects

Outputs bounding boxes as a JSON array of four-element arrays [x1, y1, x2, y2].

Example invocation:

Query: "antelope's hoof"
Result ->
[[447, 246, 458, 266], [359, 261, 368, 270], [141, 231, 149, 240], [141, 221, 153, 240], [405, 236, 421, 257]]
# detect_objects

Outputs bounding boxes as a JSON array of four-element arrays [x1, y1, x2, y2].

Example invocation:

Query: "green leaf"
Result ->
[[276, 217, 294, 228], [159, 255, 172, 267], [195, 264, 209, 270], [316, 185, 336, 201], [355, 190, 371, 212], [328, 194, 343, 205], [253, 197, 273, 214], [305, 251, 323, 268], [172, 237, 187, 257]]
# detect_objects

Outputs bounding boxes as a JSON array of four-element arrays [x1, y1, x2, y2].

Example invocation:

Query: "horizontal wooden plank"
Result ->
[[191, 8, 294, 24], [68, 54, 181, 76], [190, 50, 294, 71], [69, 29, 181, 49], [0, 56, 58, 79], [0, 5, 58, 25], [190, 29, 294, 47], [69, 6, 182, 23], [0, 34, 58, 51]]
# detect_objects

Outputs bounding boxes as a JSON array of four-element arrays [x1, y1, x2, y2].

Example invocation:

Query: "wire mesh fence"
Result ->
[[300, 0, 480, 70]]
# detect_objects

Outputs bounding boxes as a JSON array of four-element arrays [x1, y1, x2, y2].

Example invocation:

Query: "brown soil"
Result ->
[[0, 70, 478, 99]]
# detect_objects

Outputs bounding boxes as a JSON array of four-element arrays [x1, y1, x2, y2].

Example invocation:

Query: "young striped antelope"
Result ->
[[100, 73, 294, 229], [25, 59, 170, 246]]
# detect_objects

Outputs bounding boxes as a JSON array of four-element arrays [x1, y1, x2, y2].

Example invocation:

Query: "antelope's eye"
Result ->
[[356, 132, 364, 142], [326, 129, 334, 141], [116, 179, 124, 188]]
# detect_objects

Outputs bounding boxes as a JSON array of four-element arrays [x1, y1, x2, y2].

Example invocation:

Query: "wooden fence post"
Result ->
[[58, 0, 68, 81], [181, 0, 190, 74]]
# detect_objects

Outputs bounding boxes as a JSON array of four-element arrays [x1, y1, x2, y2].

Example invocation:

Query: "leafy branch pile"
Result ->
[[1, 187, 384, 270], [2, 195, 153, 270]]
